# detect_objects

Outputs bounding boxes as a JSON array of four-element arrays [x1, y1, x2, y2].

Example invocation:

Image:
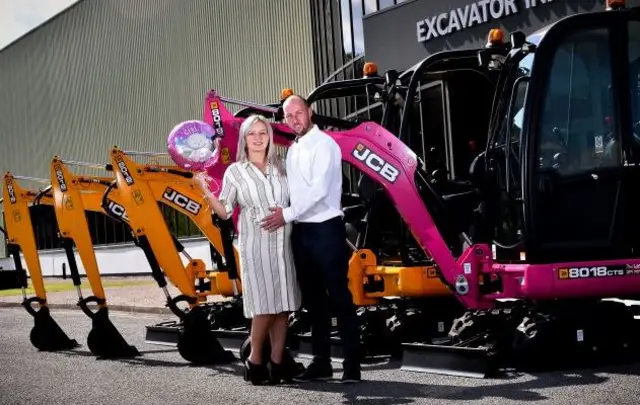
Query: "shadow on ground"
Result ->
[[41, 344, 640, 404], [283, 370, 606, 404], [52, 346, 245, 375], [256, 359, 640, 405]]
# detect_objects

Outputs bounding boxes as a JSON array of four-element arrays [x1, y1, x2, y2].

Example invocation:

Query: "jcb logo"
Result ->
[[352, 144, 400, 183], [105, 199, 129, 222], [116, 159, 134, 185], [5, 178, 16, 204], [162, 187, 201, 215], [53, 163, 67, 192], [210, 101, 225, 136]]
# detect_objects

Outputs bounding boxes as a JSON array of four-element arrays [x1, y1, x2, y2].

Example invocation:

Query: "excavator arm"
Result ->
[[48, 158, 241, 302], [146, 172, 241, 297], [107, 148, 236, 364], [108, 149, 235, 303], [1, 172, 79, 351], [2, 174, 50, 307], [50, 157, 108, 309]]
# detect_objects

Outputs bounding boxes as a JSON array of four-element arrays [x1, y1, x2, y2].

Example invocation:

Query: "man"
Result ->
[[261, 95, 362, 383]]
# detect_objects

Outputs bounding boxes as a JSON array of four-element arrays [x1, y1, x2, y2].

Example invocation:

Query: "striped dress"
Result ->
[[218, 160, 302, 318]]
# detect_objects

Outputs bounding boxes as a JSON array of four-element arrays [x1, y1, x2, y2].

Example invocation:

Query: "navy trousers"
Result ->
[[291, 216, 361, 364]]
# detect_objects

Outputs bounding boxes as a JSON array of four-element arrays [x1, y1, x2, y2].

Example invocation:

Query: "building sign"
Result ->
[[416, 0, 555, 43], [363, 0, 607, 73]]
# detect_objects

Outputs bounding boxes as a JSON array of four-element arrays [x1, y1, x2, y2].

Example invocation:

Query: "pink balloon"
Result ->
[[167, 120, 220, 171]]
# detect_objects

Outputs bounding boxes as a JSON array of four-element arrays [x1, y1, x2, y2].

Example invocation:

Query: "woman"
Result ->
[[195, 114, 302, 385]]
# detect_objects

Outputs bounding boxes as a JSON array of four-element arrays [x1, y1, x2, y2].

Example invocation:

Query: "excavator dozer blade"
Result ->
[[400, 342, 499, 379], [145, 321, 182, 346], [87, 306, 141, 359], [30, 306, 79, 352], [211, 329, 251, 355], [176, 305, 237, 365]]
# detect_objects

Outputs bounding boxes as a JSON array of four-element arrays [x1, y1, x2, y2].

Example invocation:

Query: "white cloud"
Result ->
[[0, 0, 80, 50]]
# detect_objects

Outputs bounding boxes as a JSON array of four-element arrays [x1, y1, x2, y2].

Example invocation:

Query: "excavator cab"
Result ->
[[393, 1, 640, 377], [494, 5, 640, 265]]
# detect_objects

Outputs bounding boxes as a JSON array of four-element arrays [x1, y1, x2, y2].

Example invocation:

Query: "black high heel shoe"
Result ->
[[268, 360, 290, 384], [244, 360, 270, 385]]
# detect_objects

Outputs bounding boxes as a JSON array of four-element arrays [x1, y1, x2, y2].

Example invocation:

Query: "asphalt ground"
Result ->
[[1, 308, 640, 405]]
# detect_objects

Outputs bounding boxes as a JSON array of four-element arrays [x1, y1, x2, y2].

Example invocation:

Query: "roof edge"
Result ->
[[0, 0, 86, 54]]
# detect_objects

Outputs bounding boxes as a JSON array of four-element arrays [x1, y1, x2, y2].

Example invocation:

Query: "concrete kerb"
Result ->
[[0, 301, 173, 315]]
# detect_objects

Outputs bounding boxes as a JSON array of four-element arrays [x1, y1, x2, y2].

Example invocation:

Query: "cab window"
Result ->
[[536, 27, 617, 176], [409, 81, 447, 173]]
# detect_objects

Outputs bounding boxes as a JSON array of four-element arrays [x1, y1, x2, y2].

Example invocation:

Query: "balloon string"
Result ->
[[208, 179, 221, 195]]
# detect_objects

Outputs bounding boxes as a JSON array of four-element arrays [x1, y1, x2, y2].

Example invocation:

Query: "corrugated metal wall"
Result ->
[[0, 0, 316, 257]]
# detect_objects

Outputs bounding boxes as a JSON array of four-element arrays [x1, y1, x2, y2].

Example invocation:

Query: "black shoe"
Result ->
[[268, 360, 293, 384], [281, 356, 306, 382], [340, 361, 361, 383], [244, 360, 271, 385], [292, 360, 333, 382]]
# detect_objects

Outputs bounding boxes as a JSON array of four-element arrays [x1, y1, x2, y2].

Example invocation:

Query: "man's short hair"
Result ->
[[282, 94, 310, 108]]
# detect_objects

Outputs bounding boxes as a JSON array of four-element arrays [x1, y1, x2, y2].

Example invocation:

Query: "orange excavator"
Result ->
[[1, 163, 143, 358], [2, 172, 80, 352]]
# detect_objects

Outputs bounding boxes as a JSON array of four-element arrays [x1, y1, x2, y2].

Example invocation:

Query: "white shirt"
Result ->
[[282, 124, 343, 223]]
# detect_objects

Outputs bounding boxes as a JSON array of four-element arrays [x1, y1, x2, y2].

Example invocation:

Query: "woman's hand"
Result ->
[[195, 172, 211, 194]]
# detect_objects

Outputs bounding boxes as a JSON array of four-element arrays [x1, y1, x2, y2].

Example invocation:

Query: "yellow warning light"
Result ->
[[486, 28, 505, 47], [280, 88, 294, 101]]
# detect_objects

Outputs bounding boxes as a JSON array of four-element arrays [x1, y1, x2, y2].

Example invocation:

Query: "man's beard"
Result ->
[[296, 123, 312, 136]]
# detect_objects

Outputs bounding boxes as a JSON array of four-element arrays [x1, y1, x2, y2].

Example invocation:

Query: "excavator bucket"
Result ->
[[175, 304, 235, 365], [87, 305, 141, 359], [27, 301, 79, 352]]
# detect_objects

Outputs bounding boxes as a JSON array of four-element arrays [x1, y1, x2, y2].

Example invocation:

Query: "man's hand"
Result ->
[[261, 207, 285, 232]]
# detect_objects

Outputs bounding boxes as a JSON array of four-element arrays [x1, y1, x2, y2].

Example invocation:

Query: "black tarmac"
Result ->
[[1, 307, 640, 405]]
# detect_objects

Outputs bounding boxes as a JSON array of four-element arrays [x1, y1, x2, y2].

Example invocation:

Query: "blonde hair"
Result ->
[[237, 114, 284, 173]]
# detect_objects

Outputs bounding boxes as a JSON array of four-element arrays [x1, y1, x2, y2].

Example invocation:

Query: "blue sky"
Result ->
[[0, 0, 79, 50]]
